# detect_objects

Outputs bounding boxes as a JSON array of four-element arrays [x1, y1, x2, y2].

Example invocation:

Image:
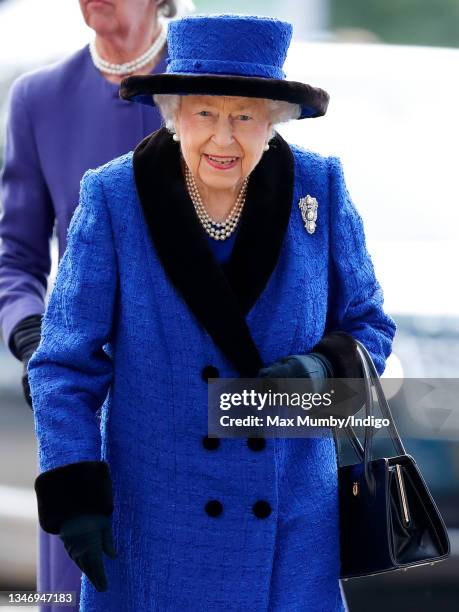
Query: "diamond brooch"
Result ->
[[298, 195, 318, 234]]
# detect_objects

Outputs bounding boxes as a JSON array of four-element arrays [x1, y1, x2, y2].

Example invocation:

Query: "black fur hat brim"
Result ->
[[119, 73, 329, 119]]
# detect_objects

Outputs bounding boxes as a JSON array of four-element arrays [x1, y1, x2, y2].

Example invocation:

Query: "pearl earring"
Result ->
[[173, 133, 180, 142], [263, 143, 270, 151]]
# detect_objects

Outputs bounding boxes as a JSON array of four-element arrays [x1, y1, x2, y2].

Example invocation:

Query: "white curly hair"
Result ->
[[152, 94, 301, 141]]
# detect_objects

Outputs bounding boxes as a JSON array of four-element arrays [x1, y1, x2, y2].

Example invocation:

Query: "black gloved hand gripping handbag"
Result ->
[[334, 337, 451, 580]]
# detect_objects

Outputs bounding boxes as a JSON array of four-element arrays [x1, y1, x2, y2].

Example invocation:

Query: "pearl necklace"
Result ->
[[184, 165, 249, 241], [89, 22, 167, 76]]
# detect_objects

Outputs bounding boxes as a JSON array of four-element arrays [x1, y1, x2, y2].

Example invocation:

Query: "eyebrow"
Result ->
[[192, 97, 259, 111]]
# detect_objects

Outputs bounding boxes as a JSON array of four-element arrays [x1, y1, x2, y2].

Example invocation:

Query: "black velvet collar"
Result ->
[[132, 127, 294, 376]]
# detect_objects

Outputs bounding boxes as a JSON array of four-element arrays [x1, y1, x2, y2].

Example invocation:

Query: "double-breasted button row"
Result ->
[[205, 499, 272, 519], [201, 365, 269, 519]]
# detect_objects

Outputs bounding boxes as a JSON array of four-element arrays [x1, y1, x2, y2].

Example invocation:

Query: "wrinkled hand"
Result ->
[[59, 514, 117, 592], [258, 353, 333, 394]]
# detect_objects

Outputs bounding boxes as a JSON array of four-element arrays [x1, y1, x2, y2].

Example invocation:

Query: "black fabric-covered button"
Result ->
[[247, 437, 266, 451], [205, 500, 223, 517], [202, 435, 220, 450], [252, 500, 271, 519], [201, 365, 220, 382]]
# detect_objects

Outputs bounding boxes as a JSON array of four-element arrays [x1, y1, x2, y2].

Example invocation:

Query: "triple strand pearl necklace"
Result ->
[[184, 165, 249, 241], [89, 22, 167, 76]]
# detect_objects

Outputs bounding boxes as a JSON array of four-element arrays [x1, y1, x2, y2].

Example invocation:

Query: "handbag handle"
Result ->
[[358, 340, 377, 495], [355, 339, 406, 457], [333, 335, 406, 495]]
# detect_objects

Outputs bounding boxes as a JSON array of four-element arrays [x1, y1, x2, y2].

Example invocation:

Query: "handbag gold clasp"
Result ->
[[395, 463, 411, 525]]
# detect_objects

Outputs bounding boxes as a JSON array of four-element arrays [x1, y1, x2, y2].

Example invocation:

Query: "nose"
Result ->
[[211, 115, 235, 148]]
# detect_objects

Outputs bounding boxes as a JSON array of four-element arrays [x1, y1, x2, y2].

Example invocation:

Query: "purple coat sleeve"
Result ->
[[0, 76, 55, 355]]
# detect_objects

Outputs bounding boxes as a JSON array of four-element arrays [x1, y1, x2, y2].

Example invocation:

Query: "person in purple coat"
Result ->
[[0, 1, 188, 609]]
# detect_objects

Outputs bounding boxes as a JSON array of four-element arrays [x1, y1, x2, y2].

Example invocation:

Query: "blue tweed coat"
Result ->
[[28, 127, 396, 611]]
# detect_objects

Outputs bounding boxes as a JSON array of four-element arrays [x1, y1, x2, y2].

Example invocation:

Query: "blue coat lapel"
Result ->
[[132, 127, 294, 376]]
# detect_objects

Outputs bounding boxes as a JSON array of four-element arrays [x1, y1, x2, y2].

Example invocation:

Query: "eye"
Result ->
[[197, 110, 212, 117], [237, 114, 252, 121]]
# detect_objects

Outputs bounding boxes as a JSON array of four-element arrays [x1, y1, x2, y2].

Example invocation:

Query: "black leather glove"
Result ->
[[258, 352, 334, 378], [258, 353, 333, 380], [59, 513, 117, 592], [10, 314, 43, 409], [258, 352, 334, 393]]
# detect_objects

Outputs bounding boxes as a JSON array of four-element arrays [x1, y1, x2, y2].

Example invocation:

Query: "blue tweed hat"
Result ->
[[120, 14, 329, 119]]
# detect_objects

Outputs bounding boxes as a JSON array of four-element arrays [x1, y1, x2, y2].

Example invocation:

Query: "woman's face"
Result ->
[[174, 95, 273, 194], [79, 0, 158, 36]]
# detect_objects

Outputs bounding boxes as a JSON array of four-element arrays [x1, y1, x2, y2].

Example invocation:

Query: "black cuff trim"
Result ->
[[312, 332, 367, 416], [10, 314, 43, 362], [34, 461, 113, 534], [311, 331, 363, 379]]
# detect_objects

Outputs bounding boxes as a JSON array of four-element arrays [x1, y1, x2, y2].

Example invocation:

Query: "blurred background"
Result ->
[[0, 0, 458, 611]]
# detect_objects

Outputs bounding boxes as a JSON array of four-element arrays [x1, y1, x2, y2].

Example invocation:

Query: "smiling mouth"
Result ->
[[204, 154, 239, 167]]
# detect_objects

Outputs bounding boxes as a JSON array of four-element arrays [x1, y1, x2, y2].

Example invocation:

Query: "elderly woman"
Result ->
[[28, 14, 396, 612]]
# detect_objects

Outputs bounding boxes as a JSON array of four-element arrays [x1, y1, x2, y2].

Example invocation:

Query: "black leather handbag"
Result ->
[[333, 338, 451, 580]]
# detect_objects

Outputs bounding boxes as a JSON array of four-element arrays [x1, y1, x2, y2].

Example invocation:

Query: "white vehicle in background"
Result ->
[[0, 3, 458, 604]]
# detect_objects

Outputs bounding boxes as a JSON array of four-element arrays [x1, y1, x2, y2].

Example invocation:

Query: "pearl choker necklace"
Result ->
[[89, 22, 167, 76], [184, 165, 249, 241]]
